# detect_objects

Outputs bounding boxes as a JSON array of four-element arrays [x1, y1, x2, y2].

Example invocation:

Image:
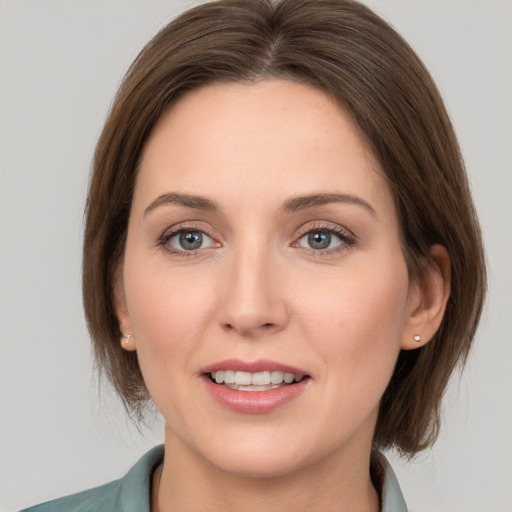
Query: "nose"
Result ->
[[218, 247, 289, 338]]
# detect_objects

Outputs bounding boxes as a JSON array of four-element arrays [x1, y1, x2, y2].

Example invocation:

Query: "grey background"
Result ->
[[1, 1, 511, 511]]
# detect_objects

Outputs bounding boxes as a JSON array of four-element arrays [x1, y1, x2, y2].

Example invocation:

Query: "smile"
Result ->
[[201, 359, 310, 412], [209, 370, 305, 391]]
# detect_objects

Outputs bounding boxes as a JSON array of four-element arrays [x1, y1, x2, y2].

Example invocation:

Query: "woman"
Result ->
[[21, 0, 486, 510]]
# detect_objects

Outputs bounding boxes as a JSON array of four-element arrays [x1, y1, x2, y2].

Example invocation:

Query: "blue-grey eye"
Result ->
[[169, 230, 212, 251], [299, 230, 343, 250], [309, 231, 330, 249]]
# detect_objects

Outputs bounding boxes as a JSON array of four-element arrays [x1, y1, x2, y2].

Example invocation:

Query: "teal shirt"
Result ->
[[21, 446, 408, 511]]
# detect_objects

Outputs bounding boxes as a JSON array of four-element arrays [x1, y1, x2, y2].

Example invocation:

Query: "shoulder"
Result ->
[[20, 445, 164, 512], [20, 479, 121, 512]]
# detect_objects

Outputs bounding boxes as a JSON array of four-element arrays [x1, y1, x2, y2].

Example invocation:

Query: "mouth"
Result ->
[[201, 361, 310, 413], [208, 370, 307, 392]]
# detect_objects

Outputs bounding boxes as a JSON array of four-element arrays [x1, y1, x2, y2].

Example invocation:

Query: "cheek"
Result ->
[[121, 249, 214, 390], [122, 270, 206, 422], [296, 256, 410, 393], [124, 242, 212, 335]]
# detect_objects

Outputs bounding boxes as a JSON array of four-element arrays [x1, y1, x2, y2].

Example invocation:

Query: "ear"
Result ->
[[113, 265, 136, 352], [401, 244, 451, 350]]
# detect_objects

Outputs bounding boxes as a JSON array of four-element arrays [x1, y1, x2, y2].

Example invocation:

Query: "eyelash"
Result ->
[[157, 223, 218, 257], [156, 222, 356, 257], [292, 223, 356, 256]]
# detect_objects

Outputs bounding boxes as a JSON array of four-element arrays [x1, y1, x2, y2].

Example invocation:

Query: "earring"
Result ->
[[121, 332, 134, 345], [413, 335, 421, 342]]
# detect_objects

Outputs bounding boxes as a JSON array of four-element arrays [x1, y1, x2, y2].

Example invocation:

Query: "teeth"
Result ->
[[224, 370, 235, 384], [238, 384, 276, 392], [251, 371, 270, 385], [234, 371, 252, 385], [270, 371, 284, 384], [283, 373, 294, 384], [210, 370, 304, 388]]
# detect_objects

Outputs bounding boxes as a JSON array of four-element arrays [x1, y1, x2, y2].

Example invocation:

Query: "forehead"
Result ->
[[136, 79, 394, 218]]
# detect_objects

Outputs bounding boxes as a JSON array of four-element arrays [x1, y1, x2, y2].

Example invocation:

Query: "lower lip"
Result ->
[[202, 376, 309, 414]]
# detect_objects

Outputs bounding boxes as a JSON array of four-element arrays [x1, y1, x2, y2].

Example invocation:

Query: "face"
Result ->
[[117, 79, 420, 478]]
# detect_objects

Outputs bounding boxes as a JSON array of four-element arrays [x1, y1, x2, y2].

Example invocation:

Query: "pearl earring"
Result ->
[[122, 332, 134, 344], [413, 335, 421, 342]]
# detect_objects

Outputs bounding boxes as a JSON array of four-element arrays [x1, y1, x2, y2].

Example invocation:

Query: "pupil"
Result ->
[[180, 231, 202, 250], [308, 231, 330, 249]]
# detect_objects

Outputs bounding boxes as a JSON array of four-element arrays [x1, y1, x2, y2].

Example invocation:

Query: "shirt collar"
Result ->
[[372, 451, 409, 512], [119, 445, 407, 512]]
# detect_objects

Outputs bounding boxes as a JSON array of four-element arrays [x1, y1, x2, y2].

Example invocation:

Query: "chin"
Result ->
[[211, 451, 308, 479], [198, 430, 331, 480]]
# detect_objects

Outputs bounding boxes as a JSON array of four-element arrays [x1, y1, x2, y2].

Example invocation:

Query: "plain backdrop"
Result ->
[[1, 1, 511, 511]]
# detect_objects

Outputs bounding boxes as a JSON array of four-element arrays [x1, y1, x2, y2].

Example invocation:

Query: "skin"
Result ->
[[115, 79, 450, 512]]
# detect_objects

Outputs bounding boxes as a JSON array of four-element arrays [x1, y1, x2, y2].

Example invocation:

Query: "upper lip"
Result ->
[[200, 359, 308, 376]]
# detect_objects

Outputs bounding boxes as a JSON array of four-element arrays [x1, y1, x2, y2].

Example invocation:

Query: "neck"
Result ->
[[153, 428, 379, 512]]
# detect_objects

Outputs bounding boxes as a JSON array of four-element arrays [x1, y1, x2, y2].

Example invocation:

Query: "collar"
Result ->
[[118, 446, 407, 512], [371, 451, 409, 512]]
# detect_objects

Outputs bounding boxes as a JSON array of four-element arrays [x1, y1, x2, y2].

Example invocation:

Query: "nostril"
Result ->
[[222, 321, 276, 333]]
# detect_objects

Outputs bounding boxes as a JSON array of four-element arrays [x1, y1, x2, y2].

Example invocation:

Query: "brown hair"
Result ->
[[83, 0, 486, 454]]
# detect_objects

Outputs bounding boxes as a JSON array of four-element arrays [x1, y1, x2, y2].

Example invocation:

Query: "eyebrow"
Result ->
[[282, 193, 376, 216], [143, 191, 376, 217], [144, 193, 220, 216]]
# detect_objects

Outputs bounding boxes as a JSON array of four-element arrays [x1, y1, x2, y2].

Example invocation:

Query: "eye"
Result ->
[[303, 231, 339, 250], [298, 230, 342, 250], [167, 229, 214, 252], [294, 226, 355, 253]]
